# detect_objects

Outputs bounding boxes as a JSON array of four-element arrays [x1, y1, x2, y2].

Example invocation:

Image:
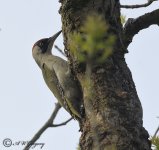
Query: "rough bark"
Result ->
[[59, 0, 151, 150]]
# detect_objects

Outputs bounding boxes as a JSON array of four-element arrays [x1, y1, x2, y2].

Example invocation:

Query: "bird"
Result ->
[[32, 30, 83, 119]]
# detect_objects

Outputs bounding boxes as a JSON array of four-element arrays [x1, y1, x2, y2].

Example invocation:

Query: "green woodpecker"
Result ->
[[32, 31, 83, 119]]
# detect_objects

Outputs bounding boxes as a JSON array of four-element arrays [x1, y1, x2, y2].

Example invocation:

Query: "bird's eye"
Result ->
[[39, 42, 43, 47]]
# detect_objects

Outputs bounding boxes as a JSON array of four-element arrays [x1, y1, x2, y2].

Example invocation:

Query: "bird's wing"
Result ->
[[42, 57, 82, 119], [41, 63, 66, 108], [52, 60, 82, 119]]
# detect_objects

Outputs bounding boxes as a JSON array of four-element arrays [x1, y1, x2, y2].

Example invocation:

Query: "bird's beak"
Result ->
[[48, 30, 62, 51]]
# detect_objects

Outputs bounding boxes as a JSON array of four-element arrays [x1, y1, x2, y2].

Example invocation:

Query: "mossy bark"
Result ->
[[59, 0, 151, 149]]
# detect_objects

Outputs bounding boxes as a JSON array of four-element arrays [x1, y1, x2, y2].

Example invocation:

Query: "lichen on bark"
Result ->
[[59, 0, 151, 150]]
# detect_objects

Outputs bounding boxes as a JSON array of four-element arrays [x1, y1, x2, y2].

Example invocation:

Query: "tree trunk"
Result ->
[[59, 0, 151, 149]]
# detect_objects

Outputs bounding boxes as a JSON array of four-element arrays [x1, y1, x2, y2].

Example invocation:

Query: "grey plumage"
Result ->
[[32, 31, 83, 119]]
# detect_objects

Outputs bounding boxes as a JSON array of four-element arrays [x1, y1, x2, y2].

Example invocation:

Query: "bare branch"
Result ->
[[153, 117, 159, 138], [51, 117, 73, 127], [23, 103, 72, 150], [153, 125, 159, 138], [123, 8, 159, 48], [120, 0, 158, 9], [54, 45, 66, 56]]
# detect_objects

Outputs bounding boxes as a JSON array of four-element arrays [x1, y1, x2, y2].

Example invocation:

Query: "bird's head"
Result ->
[[32, 30, 62, 57]]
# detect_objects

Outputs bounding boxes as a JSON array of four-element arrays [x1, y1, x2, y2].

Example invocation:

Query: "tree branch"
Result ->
[[51, 117, 73, 127], [54, 45, 66, 56], [23, 103, 72, 150], [153, 125, 159, 138], [123, 8, 159, 48], [120, 0, 158, 9]]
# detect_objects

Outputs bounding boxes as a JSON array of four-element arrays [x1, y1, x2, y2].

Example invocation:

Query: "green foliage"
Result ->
[[69, 13, 115, 64], [120, 15, 126, 25], [151, 136, 159, 150]]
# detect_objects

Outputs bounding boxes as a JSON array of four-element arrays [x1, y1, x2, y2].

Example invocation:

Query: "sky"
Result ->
[[0, 0, 159, 150]]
